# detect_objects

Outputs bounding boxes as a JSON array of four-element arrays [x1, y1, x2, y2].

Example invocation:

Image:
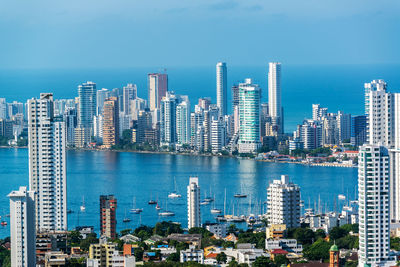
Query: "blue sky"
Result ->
[[1, 0, 399, 69]]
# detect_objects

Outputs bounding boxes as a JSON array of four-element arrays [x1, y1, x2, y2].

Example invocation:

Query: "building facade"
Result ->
[[187, 177, 201, 229], [216, 62, 227, 116], [100, 195, 117, 239], [268, 62, 283, 134], [8, 186, 36, 267], [28, 93, 67, 232], [102, 97, 119, 148], [267, 175, 300, 228], [148, 73, 168, 111]]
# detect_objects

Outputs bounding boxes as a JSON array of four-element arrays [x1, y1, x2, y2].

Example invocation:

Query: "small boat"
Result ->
[[130, 197, 143, 214], [338, 194, 346, 200], [200, 201, 209, 205], [1, 221, 7, 226], [168, 192, 181, 199], [159, 211, 175, 217], [80, 196, 86, 212], [123, 209, 131, 223], [67, 209, 74, 214], [204, 197, 214, 202], [234, 194, 247, 198], [216, 215, 227, 221], [159, 201, 174, 216], [148, 200, 157, 205], [155, 204, 161, 210], [211, 208, 222, 214], [168, 177, 181, 198]]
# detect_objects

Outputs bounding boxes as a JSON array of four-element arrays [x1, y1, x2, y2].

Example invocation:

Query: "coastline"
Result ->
[[0, 145, 356, 168]]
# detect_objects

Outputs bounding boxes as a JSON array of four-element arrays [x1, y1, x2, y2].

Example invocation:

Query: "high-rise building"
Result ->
[[299, 120, 323, 150], [198, 98, 211, 111], [8, 186, 36, 267], [102, 97, 120, 148], [148, 73, 168, 111], [160, 92, 178, 146], [93, 115, 104, 142], [268, 62, 283, 134], [187, 177, 201, 228], [176, 100, 191, 145], [231, 85, 239, 111], [267, 175, 300, 228], [211, 117, 225, 153], [312, 104, 328, 121], [123, 84, 137, 114], [351, 115, 367, 147], [28, 93, 67, 232], [337, 111, 351, 143], [64, 107, 77, 146], [358, 145, 395, 266], [238, 79, 261, 153], [96, 88, 109, 116], [100, 195, 117, 239], [364, 80, 393, 146], [216, 62, 227, 116], [78, 81, 97, 146]]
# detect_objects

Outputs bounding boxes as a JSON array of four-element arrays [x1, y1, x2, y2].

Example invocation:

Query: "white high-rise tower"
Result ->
[[187, 177, 201, 228], [358, 144, 395, 267], [8, 186, 36, 267], [28, 93, 67, 232], [268, 62, 283, 134], [216, 62, 227, 117], [267, 175, 300, 228]]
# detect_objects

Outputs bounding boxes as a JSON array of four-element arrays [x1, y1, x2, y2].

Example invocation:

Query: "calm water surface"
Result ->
[[0, 148, 357, 237]]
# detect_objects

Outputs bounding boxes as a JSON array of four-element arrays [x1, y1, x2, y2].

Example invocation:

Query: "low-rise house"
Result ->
[[44, 251, 68, 267], [180, 245, 204, 264], [167, 234, 202, 248], [204, 222, 227, 238], [111, 251, 136, 267], [223, 244, 266, 265], [223, 233, 238, 243], [265, 238, 302, 254], [266, 224, 286, 239], [89, 242, 117, 267], [75, 226, 95, 239], [152, 245, 177, 261], [143, 251, 160, 262], [120, 234, 141, 243]]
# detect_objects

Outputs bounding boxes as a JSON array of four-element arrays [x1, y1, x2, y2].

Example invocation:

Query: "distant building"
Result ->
[[238, 79, 261, 153], [267, 175, 300, 228], [187, 177, 201, 228], [28, 93, 67, 232], [176, 100, 191, 145], [337, 111, 351, 143], [78, 81, 97, 146], [102, 97, 119, 148], [211, 117, 226, 153], [122, 83, 137, 114], [148, 73, 168, 111], [351, 115, 366, 147], [96, 88, 109, 116], [204, 223, 226, 238], [100, 195, 117, 239], [216, 62, 227, 116], [160, 92, 178, 146], [8, 186, 36, 267], [268, 62, 283, 134]]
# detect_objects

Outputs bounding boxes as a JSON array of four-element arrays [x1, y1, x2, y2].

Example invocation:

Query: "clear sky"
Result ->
[[1, 0, 399, 69]]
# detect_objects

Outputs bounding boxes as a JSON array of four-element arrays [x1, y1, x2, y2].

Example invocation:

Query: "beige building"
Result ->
[[102, 97, 119, 148], [89, 243, 117, 267]]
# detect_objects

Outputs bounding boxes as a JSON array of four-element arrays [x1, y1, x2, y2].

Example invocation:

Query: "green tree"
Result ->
[[329, 226, 347, 240], [304, 239, 331, 261], [216, 252, 227, 264], [166, 252, 180, 262], [253, 256, 272, 267], [228, 260, 239, 267], [274, 255, 289, 266]]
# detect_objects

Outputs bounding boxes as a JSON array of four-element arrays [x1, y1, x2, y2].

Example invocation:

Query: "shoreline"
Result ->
[[0, 145, 357, 168]]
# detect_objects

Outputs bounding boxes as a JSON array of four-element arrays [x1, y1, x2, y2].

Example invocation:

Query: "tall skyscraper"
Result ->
[[187, 177, 201, 228], [176, 100, 191, 145], [160, 92, 178, 146], [238, 79, 261, 153], [351, 115, 367, 147], [64, 107, 77, 146], [77, 81, 97, 147], [148, 73, 168, 111], [8, 186, 36, 267], [96, 88, 109, 116], [358, 144, 395, 266], [0, 98, 7, 119], [337, 111, 351, 143], [122, 83, 137, 114], [211, 117, 225, 153], [216, 62, 227, 116], [268, 62, 283, 134], [28, 93, 67, 232], [102, 97, 120, 148], [100, 195, 117, 239], [231, 85, 239, 111], [267, 175, 300, 228]]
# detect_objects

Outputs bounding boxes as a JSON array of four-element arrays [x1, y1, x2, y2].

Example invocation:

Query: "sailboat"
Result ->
[[203, 187, 214, 202], [148, 193, 157, 205], [80, 196, 86, 212], [123, 209, 131, 223], [216, 189, 227, 221], [168, 177, 182, 198], [159, 201, 175, 216], [234, 184, 247, 198], [130, 197, 143, 214], [211, 194, 222, 214]]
